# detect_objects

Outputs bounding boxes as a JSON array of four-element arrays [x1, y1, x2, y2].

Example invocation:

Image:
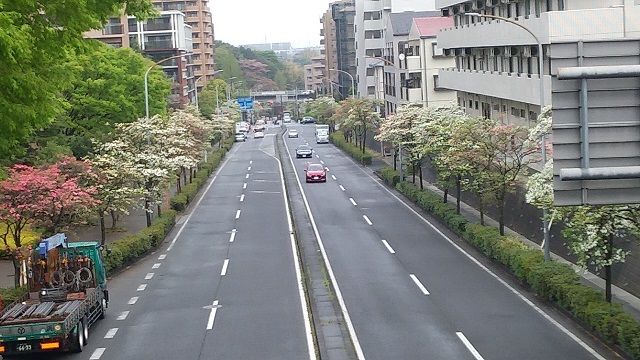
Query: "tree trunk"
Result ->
[[99, 211, 106, 245], [456, 175, 462, 214], [189, 168, 193, 183], [393, 149, 398, 171], [176, 174, 182, 193], [498, 185, 507, 235], [412, 163, 416, 184], [157, 203, 162, 218], [362, 129, 367, 153], [145, 199, 151, 227], [605, 234, 613, 302], [443, 189, 448, 203], [418, 160, 423, 190], [110, 210, 118, 229], [183, 168, 188, 185], [13, 257, 20, 288], [479, 198, 485, 225]]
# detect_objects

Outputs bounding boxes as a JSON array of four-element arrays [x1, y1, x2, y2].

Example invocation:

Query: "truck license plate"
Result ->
[[17, 343, 32, 351]]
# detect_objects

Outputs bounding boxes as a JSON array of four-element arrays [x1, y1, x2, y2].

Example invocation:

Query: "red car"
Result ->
[[305, 163, 327, 183]]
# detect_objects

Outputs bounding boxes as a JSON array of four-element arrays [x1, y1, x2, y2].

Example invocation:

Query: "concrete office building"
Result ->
[[304, 56, 327, 92], [320, 0, 356, 99], [354, 0, 436, 98], [85, 11, 195, 107], [435, 0, 640, 127], [153, 1, 216, 92]]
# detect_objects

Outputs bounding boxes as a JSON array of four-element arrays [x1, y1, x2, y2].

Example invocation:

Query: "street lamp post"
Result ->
[[328, 68, 355, 98], [466, 12, 550, 261], [145, 53, 192, 120], [194, 69, 224, 111]]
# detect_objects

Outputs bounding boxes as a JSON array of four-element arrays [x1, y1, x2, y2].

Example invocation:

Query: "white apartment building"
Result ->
[[435, 0, 640, 127], [354, 0, 437, 98], [402, 16, 457, 107]]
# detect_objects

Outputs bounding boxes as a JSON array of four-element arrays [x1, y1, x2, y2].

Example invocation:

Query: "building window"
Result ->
[[558, 0, 565, 10], [530, 111, 538, 121], [475, 101, 479, 110], [364, 11, 381, 20], [469, 100, 473, 108], [493, 104, 500, 111], [365, 30, 383, 39], [366, 67, 375, 76], [367, 86, 375, 95], [520, 109, 526, 118], [432, 43, 443, 57], [366, 49, 383, 57]]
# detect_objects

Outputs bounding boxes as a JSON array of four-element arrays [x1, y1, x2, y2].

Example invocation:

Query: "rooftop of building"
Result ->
[[389, 11, 441, 36], [414, 16, 454, 38]]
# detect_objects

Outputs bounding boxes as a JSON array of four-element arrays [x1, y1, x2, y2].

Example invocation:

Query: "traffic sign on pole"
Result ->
[[237, 97, 254, 110]]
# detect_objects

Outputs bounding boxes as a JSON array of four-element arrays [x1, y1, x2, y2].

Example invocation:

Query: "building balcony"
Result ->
[[363, 1, 382, 12], [406, 88, 422, 103], [437, 8, 625, 49], [363, 19, 384, 31], [364, 38, 384, 49], [438, 68, 551, 105], [102, 24, 124, 35], [405, 55, 421, 71], [186, 5, 200, 11]]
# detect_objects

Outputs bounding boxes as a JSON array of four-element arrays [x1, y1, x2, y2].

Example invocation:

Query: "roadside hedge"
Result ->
[[380, 167, 640, 359], [329, 132, 372, 165]]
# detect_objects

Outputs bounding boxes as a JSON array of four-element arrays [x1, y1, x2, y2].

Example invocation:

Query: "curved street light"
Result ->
[[144, 52, 193, 120], [328, 68, 356, 98], [465, 12, 550, 261], [195, 69, 224, 111]]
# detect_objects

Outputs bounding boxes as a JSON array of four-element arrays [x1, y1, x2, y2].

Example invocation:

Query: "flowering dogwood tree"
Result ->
[[334, 98, 382, 153], [92, 140, 144, 244], [0, 160, 98, 286]]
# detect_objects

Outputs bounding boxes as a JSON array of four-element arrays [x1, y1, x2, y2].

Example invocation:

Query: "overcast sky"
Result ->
[[210, 0, 334, 48]]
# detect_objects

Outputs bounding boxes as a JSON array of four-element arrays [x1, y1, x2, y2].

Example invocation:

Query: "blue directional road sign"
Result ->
[[237, 97, 254, 110]]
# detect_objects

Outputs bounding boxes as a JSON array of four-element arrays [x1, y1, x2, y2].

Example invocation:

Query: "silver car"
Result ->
[[288, 129, 299, 138]]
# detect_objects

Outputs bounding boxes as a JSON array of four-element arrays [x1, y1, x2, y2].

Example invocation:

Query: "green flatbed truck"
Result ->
[[0, 234, 109, 356]]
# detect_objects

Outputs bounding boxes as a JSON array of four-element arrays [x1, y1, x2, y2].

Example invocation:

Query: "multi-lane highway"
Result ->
[[30, 121, 620, 360]]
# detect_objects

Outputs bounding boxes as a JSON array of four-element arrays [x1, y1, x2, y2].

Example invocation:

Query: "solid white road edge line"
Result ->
[[363, 215, 373, 225], [166, 145, 239, 251], [89, 348, 106, 360], [145, 273, 154, 280], [229, 229, 236, 243], [116, 311, 129, 320], [206, 300, 219, 330], [350, 198, 357, 206], [235, 210, 241, 219], [221, 259, 229, 276], [456, 332, 485, 360], [128, 297, 138, 305], [409, 274, 430, 295], [104, 328, 118, 339], [274, 151, 317, 360], [381, 240, 396, 254], [339, 185, 345, 191], [137, 284, 147, 291], [348, 156, 607, 360], [283, 138, 365, 359]]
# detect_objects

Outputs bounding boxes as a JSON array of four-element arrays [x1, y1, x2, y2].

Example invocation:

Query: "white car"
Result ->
[[234, 132, 247, 142], [254, 131, 265, 139], [288, 129, 299, 138]]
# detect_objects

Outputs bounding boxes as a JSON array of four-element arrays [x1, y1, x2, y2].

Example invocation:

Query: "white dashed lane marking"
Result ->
[[158, 254, 167, 260], [349, 198, 357, 206], [363, 215, 372, 225], [381, 240, 395, 254], [240, 194, 245, 202], [410, 274, 430, 295], [128, 297, 139, 305], [236, 210, 241, 219], [457, 332, 485, 360], [339, 185, 345, 191], [137, 284, 147, 291], [331, 175, 337, 180], [152, 263, 161, 269], [90, 348, 106, 359], [116, 311, 129, 320], [104, 328, 118, 339], [145, 273, 154, 280], [229, 229, 236, 243]]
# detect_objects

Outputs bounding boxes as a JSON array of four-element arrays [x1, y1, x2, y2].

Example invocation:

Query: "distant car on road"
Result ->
[[304, 163, 327, 183], [235, 132, 247, 142], [288, 129, 299, 138], [254, 131, 265, 139], [295, 144, 313, 158], [301, 116, 316, 124]]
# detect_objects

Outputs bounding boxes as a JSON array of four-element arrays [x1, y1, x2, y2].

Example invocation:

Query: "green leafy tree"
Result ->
[[334, 98, 381, 153], [215, 45, 245, 83], [34, 43, 171, 159], [0, 0, 155, 161], [198, 80, 229, 118]]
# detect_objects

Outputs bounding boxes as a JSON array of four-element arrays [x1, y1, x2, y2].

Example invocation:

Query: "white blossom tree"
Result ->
[[91, 140, 145, 244]]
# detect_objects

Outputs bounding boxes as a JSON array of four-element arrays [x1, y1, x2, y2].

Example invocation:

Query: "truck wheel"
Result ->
[[82, 317, 89, 344], [98, 295, 107, 319], [70, 321, 84, 352]]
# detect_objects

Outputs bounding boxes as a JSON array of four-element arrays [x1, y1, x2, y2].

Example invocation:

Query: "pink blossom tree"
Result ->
[[0, 160, 98, 287]]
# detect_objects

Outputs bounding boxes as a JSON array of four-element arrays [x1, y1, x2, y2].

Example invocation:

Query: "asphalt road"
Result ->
[[24, 124, 313, 360], [282, 122, 619, 360]]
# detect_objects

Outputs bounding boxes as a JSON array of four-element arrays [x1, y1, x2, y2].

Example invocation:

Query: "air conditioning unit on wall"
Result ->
[[473, 0, 485, 10]]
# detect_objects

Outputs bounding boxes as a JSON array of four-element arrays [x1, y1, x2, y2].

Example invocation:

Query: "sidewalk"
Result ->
[[0, 206, 152, 289], [369, 152, 640, 320]]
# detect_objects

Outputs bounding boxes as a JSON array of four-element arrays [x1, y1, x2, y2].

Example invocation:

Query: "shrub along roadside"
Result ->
[[382, 169, 640, 359], [0, 140, 234, 309], [329, 132, 372, 165]]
